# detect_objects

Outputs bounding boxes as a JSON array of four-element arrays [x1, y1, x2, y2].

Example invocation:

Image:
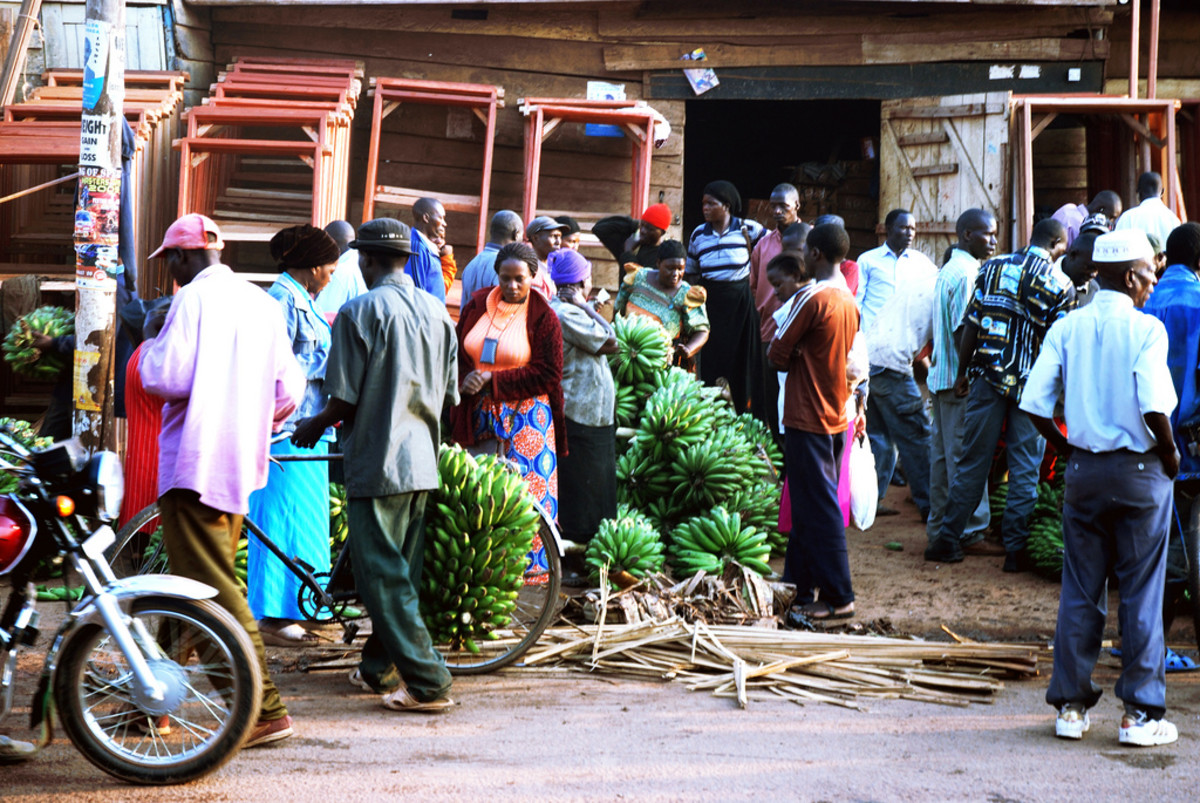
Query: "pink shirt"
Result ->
[[749, 229, 784, 343], [140, 264, 305, 514]]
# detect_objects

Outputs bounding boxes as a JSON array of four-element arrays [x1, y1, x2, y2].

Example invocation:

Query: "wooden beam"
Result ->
[[909, 163, 959, 178], [0, 0, 43, 107], [603, 38, 1106, 72], [888, 102, 1008, 120], [1030, 112, 1058, 142], [1129, 0, 1140, 99], [1119, 113, 1165, 149], [896, 132, 949, 147], [1148, 0, 1160, 100]]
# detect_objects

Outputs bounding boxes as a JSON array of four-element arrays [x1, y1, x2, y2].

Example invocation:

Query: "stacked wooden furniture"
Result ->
[[176, 58, 361, 272], [362, 77, 504, 253], [0, 69, 187, 297], [519, 98, 658, 231], [0, 70, 186, 414]]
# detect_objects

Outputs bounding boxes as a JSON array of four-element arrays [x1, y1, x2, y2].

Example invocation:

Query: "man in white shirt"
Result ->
[[862, 257, 935, 520], [856, 208, 937, 509], [1019, 229, 1179, 748], [1114, 171, 1181, 245]]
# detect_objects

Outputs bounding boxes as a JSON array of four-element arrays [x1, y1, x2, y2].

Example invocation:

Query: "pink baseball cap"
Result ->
[[149, 213, 224, 258]]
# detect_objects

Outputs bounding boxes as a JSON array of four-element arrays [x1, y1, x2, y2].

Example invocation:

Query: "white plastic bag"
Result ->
[[849, 436, 877, 531]]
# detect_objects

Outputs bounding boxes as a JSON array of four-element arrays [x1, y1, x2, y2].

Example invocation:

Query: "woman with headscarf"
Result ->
[[546, 249, 618, 565], [450, 241, 565, 581], [614, 239, 710, 370], [248, 224, 340, 646], [685, 180, 764, 412]]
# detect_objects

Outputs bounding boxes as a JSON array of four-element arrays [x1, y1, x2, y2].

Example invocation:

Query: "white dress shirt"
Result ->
[[1113, 196, 1181, 245], [854, 244, 937, 332], [865, 265, 936, 376], [1019, 290, 1177, 453]]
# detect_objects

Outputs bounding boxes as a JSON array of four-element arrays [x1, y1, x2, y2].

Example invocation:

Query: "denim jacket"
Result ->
[[269, 272, 333, 439]]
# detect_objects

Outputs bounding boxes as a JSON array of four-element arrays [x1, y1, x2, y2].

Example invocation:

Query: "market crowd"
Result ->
[[124, 167, 1196, 750]]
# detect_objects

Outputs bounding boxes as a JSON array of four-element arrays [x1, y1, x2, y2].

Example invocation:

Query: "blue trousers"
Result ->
[[933, 378, 1044, 552], [1046, 450, 1171, 719], [783, 428, 854, 607], [865, 368, 931, 516]]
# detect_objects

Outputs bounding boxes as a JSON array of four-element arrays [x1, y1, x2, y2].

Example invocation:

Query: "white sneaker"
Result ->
[[1118, 712, 1178, 746], [348, 668, 374, 694], [1055, 706, 1090, 740]]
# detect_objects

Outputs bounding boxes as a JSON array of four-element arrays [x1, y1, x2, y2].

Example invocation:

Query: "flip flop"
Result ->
[[794, 601, 855, 621], [259, 621, 319, 647], [1165, 647, 1199, 673]]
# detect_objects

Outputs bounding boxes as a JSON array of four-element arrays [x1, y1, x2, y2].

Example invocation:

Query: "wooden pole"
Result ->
[[72, 0, 124, 450], [1148, 0, 1160, 100], [1128, 0, 1140, 99], [0, 0, 42, 107]]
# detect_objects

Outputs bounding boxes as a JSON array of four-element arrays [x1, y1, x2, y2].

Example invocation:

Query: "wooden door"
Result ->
[[880, 92, 1011, 262], [42, 2, 168, 71]]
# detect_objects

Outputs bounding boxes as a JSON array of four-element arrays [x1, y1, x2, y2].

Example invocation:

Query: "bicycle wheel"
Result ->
[[109, 504, 168, 577], [439, 510, 563, 675], [53, 597, 262, 785]]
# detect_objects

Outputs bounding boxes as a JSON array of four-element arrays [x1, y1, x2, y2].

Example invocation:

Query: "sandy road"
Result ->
[[3, 653, 1198, 801]]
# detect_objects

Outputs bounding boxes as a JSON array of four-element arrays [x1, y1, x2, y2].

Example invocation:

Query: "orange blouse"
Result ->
[[463, 287, 532, 370]]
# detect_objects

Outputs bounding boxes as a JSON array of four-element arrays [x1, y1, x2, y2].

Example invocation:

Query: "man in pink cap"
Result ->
[[593, 202, 673, 268], [139, 213, 306, 747]]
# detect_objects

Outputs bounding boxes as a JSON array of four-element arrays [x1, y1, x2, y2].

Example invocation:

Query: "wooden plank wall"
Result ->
[[201, 1, 1114, 284]]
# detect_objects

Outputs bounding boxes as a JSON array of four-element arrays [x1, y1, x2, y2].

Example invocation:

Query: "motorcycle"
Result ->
[[0, 427, 262, 784]]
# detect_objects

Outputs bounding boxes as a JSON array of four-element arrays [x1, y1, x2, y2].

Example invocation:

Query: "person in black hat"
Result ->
[[293, 215, 459, 713], [685, 180, 764, 413], [555, 215, 582, 251]]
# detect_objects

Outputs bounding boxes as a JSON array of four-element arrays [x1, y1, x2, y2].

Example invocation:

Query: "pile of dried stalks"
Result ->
[[526, 567, 1042, 709]]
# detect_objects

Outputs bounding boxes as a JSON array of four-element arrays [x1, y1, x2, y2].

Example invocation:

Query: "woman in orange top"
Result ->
[[450, 242, 565, 580]]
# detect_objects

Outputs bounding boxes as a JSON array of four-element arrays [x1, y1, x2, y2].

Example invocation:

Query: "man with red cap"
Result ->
[[593, 202, 672, 268], [139, 213, 306, 747]]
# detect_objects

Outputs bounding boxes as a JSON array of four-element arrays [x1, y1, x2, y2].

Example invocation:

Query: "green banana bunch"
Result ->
[[614, 384, 640, 429], [729, 414, 784, 484], [608, 315, 671, 387], [669, 506, 772, 577], [420, 444, 541, 654], [988, 482, 1008, 523], [666, 430, 747, 511], [328, 482, 348, 561], [584, 505, 665, 586], [631, 378, 716, 465], [0, 418, 52, 493], [721, 481, 786, 558], [615, 443, 674, 509], [1027, 479, 1065, 578], [2, 306, 74, 380]]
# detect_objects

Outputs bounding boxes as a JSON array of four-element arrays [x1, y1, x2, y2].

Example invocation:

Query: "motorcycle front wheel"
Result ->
[[53, 597, 262, 785]]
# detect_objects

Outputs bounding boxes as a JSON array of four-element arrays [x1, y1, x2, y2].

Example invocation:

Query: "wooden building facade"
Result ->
[[151, 0, 1131, 274]]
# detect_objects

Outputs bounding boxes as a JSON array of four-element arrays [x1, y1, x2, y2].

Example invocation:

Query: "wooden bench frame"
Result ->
[[518, 98, 657, 229], [362, 77, 504, 252]]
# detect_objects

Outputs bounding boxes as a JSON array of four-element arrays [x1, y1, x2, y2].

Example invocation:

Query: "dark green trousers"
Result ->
[[348, 493, 452, 702], [158, 489, 287, 722]]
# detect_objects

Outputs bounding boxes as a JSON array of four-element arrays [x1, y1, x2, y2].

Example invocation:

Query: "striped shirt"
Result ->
[[964, 246, 1074, 399], [685, 217, 765, 282]]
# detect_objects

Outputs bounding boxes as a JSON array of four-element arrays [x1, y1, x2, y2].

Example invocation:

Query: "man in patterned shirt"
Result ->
[[925, 218, 1070, 570]]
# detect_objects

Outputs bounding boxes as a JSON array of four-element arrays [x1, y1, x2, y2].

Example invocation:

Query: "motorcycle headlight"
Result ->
[[85, 451, 124, 522]]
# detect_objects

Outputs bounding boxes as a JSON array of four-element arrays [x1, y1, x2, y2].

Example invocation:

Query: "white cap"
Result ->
[[1092, 229, 1154, 264]]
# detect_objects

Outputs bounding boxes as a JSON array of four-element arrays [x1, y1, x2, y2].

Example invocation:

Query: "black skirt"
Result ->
[[557, 419, 617, 542], [695, 277, 756, 414]]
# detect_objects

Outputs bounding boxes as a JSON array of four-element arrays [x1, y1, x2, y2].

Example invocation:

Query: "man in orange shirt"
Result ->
[[768, 223, 860, 621]]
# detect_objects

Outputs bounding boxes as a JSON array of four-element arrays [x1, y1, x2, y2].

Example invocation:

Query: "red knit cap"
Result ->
[[640, 203, 672, 232]]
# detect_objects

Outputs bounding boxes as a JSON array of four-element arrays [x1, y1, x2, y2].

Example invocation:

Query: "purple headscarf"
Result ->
[[548, 248, 591, 284]]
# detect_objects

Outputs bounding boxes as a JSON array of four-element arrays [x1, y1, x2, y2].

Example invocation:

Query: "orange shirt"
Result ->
[[768, 285, 859, 435], [463, 287, 532, 370]]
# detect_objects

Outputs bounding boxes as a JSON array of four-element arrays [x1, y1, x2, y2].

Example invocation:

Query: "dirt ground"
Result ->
[[3, 486, 1199, 799]]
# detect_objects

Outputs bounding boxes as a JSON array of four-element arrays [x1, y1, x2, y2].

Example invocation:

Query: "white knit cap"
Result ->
[[1092, 229, 1155, 263]]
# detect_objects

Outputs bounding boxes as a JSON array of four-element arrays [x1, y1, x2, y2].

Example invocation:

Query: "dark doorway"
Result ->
[[683, 99, 881, 256]]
